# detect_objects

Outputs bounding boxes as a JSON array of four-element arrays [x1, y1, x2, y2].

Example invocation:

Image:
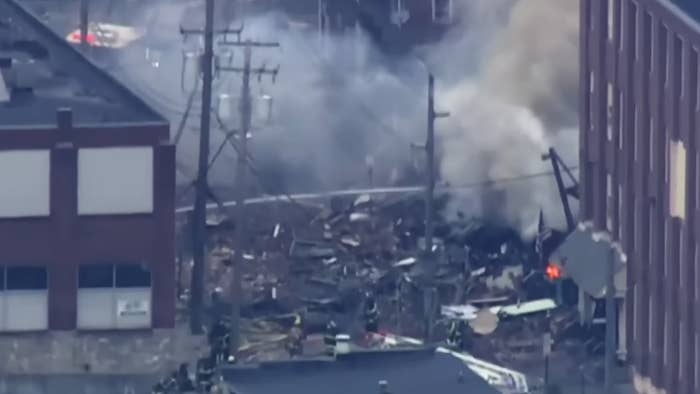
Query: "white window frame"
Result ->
[[669, 140, 687, 219], [77, 264, 152, 330], [0, 266, 49, 332], [0, 150, 50, 218], [77, 147, 154, 216]]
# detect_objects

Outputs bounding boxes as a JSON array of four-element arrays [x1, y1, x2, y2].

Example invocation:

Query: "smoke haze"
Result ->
[[114, 0, 579, 232]]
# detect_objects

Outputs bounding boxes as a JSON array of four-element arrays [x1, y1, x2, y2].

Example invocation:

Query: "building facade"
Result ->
[[245, 0, 458, 53], [580, 1, 700, 393], [0, 0, 174, 331]]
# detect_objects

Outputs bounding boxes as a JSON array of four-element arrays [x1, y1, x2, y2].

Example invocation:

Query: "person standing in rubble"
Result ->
[[176, 363, 195, 392], [196, 356, 215, 393], [324, 319, 339, 355], [209, 316, 231, 365], [285, 311, 305, 357], [446, 320, 464, 349], [156, 372, 178, 394], [364, 292, 380, 333], [446, 320, 473, 351]]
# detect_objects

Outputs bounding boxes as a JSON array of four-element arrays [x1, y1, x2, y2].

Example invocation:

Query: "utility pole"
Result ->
[[79, 0, 89, 52], [187, 0, 215, 335], [423, 73, 449, 340], [180, 0, 243, 335], [218, 39, 279, 355]]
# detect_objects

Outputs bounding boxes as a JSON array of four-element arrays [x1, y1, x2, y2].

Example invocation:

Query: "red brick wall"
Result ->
[[0, 123, 175, 329], [581, 1, 700, 393]]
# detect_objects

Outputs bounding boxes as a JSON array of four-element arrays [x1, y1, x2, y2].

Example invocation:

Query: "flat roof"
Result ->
[[222, 349, 501, 394], [0, 0, 166, 128]]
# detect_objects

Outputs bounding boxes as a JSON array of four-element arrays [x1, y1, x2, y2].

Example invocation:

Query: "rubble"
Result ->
[[175, 192, 592, 391]]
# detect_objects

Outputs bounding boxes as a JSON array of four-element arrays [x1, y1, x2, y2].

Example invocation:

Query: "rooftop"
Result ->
[[221, 348, 501, 394], [0, 0, 165, 128], [671, 0, 700, 22]]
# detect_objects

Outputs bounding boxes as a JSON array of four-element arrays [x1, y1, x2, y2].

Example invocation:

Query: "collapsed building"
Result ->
[[171, 183, 606, 392]]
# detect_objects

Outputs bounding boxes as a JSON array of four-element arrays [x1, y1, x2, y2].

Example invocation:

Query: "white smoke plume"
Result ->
[[434, 0, 580, 232], [109, 0, 579, 232]]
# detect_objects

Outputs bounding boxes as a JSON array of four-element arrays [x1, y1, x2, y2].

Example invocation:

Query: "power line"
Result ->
[[217, 37, 280, 355], [174, 165, 581, 214], [446, 166, 580, 190], [175, 130, 235, 204], [180, 0, 243, 335]]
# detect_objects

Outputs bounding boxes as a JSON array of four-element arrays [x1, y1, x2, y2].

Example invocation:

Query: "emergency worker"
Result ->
[[324, 319, 339, 355], [446, 320, 463, 349], [364, 292, 379, 332], [196, 356, 215, 393]]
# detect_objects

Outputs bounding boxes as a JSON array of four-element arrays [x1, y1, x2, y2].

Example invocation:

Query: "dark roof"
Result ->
[[222, 349, 500, 394], [671, 0, 700, 22], [0, 0, 165, 128]]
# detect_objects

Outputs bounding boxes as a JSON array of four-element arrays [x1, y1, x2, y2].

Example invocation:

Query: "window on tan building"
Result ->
[[669, 140, 687, 219]]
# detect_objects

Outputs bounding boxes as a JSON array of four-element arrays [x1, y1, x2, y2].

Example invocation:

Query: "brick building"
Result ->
[[580, 1, 700, 393], [244, 0, 458, 53], [0, 0, 174, 331]]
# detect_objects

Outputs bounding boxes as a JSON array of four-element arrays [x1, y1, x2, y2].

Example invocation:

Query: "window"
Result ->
[[646, 13, 654, 69], [607, 175, 614, 232], [663, 316, 669, 365], [78, 147, 154, 215], [696, 152, 700, 213], [0, 150, 50, 218], [669, 140, 687, 219], [696, 53, 700, 111], [115, 264, 151, 288], [79, 265, 114, 288], [618, 91, 624, 151], [633, 109, 639, 161], [6, 266, 47, 290], [628, 3, 637, 57], [79, 264, 151, 289], [0, 265, 48, 331], [680, 43, 687, 99], [432, 0, 452, 24], [607, 84, 615, 140], [696, 332, 700, 387], [77, 263, 152, 330], [608, 0, 615, 42], [390, 0, 409, 27], [649, 118, 655, 171], [633, 286, 638, 342]]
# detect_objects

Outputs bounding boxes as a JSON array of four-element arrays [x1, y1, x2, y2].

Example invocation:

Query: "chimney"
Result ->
[[57, 107, 73, 129], [56, 108, 73, 142], [378, 380, 390, 394]]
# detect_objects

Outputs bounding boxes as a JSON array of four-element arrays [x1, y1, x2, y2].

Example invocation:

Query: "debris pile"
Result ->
[[176, 193, 575, 367]]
